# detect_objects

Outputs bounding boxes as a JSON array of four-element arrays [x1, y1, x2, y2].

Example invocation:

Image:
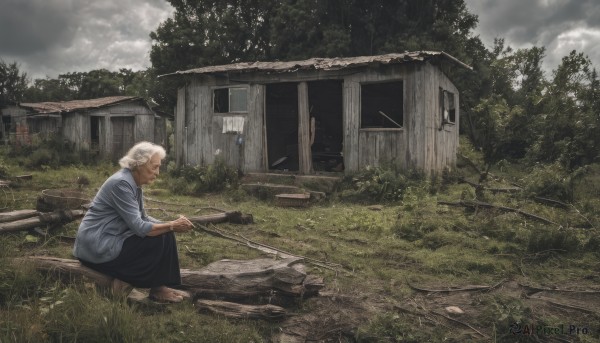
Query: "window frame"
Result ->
[[439, 88, 456, 126], [212, 86, 249, 114], [359, 80, 404, 131]]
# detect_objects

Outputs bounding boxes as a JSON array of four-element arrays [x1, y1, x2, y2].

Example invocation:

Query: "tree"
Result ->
[[149, 0, 483, 110], [529, 51, 600, 169], [23, 69, 153, 102], [0, 59, 29, 107]]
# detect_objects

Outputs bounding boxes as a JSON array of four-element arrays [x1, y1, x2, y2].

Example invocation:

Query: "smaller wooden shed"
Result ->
[[165, 51, 471, 176], [11, 96, 169, 160]]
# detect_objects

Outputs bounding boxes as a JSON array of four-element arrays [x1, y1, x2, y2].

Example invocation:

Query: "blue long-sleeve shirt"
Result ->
[[73, 168, 159, 263]]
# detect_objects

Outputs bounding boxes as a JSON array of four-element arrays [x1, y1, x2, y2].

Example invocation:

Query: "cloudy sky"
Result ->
[[0, 0, 599, 81], [465, 0, 600, 75], [0, 0, 174, 80]]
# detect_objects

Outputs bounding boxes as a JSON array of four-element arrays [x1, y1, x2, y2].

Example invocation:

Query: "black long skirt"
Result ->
[[80, 232, 182, 289]]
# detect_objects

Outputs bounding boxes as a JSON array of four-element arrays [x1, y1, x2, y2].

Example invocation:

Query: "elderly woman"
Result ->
[[73, 141, 194, 303]]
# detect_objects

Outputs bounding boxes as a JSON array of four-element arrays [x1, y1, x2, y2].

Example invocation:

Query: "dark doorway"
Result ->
[[111, 116, 134, 160], [90, 116, 100, 152], [308, 80, 344, 172], [265, 83, 299, 171]]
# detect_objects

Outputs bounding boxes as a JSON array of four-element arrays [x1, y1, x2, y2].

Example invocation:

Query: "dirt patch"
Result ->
[[274, 280, 600, 342]]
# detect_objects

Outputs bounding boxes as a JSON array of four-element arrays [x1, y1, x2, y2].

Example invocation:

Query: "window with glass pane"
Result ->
[[213, 87, 248, 113], [229, 88, 247, 112]]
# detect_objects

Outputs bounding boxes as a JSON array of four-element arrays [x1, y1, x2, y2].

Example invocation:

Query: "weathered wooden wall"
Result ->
[[60, 102, 164, 160], [176, 77, 265, 172], [177, 61, 459, 175], [27, 116, 61, 141], [62, 112, 89, 151], [344, 64, 410, 172], [422, 63, 459, 174]]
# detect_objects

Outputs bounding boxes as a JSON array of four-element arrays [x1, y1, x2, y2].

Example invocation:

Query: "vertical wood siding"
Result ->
[[422, 64, 459, 174], [176, 87, 186, 165], [179, 61, 460, 175], [62, 113, 89, 151], [243, 84, 265, 172], [344, 65, 409, 172], [297, 82, 312, 174]]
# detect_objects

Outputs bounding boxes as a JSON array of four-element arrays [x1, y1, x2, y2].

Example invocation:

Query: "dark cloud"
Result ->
[[2, 1, 598, 80], [0, 0, 173, 80], [465, 0, 600, 73], [0, 0, 78, 55]]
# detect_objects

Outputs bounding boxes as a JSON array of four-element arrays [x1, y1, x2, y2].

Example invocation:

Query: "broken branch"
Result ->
[[438, 200, 557, 225], [407, 279, 506, 293]]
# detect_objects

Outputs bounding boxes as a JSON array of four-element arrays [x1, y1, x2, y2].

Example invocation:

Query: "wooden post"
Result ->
[[297, 82, 312, 174]]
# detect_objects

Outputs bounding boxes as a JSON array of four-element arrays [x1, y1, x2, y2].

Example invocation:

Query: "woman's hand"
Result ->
[[169, 215, 195, 233]]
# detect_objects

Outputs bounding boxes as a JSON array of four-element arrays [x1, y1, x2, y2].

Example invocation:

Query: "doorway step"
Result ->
[[240, 172, 341, 204]]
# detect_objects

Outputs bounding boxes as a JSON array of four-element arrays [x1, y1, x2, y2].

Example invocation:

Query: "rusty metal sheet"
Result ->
[[163, 51, 471, 77]]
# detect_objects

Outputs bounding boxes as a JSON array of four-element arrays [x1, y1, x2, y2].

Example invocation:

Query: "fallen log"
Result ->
[[188, 211, 253, 225], [22, 256, 323, 302], [17, 256, 113, 288], [180, 257, 324, 299], [0, 209, 40, 223], [0, 209, 85, 233], [196, 299, 287, 320]]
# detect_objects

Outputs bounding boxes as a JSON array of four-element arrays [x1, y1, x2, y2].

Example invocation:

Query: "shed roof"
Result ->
[[162, 51, 471, 77], [20, 96, 142, 114]]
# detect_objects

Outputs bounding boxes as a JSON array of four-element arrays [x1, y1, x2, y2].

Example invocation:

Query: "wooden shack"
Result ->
[[13, 96, 169, 160], [165, 51, 471, 175]]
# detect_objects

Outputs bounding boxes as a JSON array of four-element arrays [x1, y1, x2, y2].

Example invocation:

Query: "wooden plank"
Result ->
[[244, 84, 265, 172], [134, 114, 155, 143], [343, 81, 360, 172], [297, 82, 312, 174], [176, 86, 186, 166], [198, 83, 213, 166]]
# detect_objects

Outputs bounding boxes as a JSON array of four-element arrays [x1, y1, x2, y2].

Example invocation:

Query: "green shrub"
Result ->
[[10, 134, 92, 169], [0, 159, 10, 179], [337, 165, 425, 203], [520, 162, 589, 202], [26, 148, 55, 169], [167, 158, 239, 195]]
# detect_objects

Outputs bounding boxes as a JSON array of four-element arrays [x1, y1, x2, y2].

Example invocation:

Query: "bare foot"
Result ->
[[149, 286, 184, 303], [168, 288, 191, 300]]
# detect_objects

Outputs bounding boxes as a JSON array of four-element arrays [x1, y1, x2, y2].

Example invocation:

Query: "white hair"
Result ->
[[118, 141, 166, 169]]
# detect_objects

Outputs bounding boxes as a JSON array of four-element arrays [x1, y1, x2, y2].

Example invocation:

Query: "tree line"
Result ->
[[1, 0, 598, 172]]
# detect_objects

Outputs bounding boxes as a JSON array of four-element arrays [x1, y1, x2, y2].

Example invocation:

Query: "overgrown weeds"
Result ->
[[0, 144, 599, 342], [166, 157, 239, 195]]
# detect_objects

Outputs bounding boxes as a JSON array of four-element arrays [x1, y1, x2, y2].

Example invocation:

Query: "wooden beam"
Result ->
[[297, 82, 312, 174]]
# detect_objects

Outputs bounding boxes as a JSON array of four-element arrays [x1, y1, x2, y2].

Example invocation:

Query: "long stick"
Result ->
[[194, 223, 342, 271], [377, 111, 402, 128]]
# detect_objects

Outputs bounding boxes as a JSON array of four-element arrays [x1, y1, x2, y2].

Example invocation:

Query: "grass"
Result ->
[[0, 145, 599, 342]]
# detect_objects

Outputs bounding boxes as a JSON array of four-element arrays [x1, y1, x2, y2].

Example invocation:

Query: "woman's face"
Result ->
[[134, 153, 162, 186]]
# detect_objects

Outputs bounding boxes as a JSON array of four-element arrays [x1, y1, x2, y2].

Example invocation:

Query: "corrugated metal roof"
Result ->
[[20, 96, 141, 114], [161, 51, 471, 77]]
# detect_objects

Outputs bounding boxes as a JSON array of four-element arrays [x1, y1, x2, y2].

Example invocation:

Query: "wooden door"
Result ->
[[111, 116, 135, 160]]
